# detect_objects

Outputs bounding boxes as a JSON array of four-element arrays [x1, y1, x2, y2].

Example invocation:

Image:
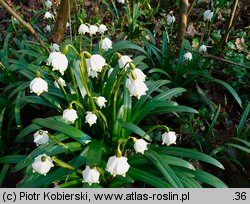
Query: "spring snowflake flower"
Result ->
[[32, 154, 54, 175], [13, 17, 19, 24], [96, 96, 107, 109], [89, 25, 99, 35], [134, 139, 148, 154], [44, 11, 54, 19], [66, 22, 70, 29], [30, 77, 48, 96], [117, 0, 125, 4], [78, 24, 89, 34], [63, 108, 78, 123], [199, 45, 207, 53], [82, 166, 100, 185], [106, 155, 130, 177], [183, 52, 192, 61], [131, 68, 146, 81], [47, 52, 68, 75], [118, 55, 132, 69], [54, 77, 66, 88], [204, 10, 213, 21], [167, 15, 176, 24], [33, 130, 49, 146], [126, 78, 148, 99], [52, 43, 60, 52], [162, 131, 177, 146], [101, 37, 112, 51], [98, 24, 108, 34], [45, 0, 52, 9], [85, 111, 97, 127], [45, 25, 51, 32], [87, 54, 106, 72]]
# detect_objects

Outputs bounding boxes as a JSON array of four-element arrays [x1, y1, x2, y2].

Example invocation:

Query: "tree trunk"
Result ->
[[51, 0, 72, 44]]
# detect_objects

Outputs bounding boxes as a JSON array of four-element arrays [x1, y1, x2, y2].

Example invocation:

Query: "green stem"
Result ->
[[146, 125, 170, 136]]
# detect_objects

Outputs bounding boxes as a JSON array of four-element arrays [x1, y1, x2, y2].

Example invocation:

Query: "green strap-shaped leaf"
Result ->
[[86, 139, 103, 166]]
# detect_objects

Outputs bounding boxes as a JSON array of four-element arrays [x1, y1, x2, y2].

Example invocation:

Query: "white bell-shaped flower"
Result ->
[[162, 131, 177, 146], [117, 0, 125, 4], [204, 10, 213, 21], [78, 24, 89, 34], [63, 108, 78, 123], [131, 68, 146, 81], [33, 130, 49, 146], [82, 166, 100, 185], [89, 25, 99, 35], [66, 22, 70, 29], [183, 52, 192, 61], [134, 139, 148, 154], [47, 52, 68, 75], [30, 77, 48, 96], [101, 37, 112, 51], [45, 0, 52, 9], [54, 77, 66, 88], [52, 43, 60, 52], [118, 55, 132, 69], [199, 45, 207, 53], [44, 11, 54, 19], [106, 155, 130, 177], [96, 96, 107, 108], [167, 15, 175, 24], [126, 78, 148, 99], [32, 154, 54, 175], [99, 24, 108, 34], [85, 111, 97, 127], [88, 54, 106, 72], [45, 25, 51, 32]]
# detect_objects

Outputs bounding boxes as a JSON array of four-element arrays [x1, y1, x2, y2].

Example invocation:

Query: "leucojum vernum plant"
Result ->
[[14, 20, 227, 188]]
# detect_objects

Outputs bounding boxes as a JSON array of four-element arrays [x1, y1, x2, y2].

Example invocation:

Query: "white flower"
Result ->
[[85, 111, 97, 126], [44, 11, 54, 19], [63, 108, 78, 123], [88, 54, 106, 72], [99, 24, 108, 34], [106, 156, 130, 177], [107, 68, 114, 78], [66, 22, 70, 29], [117, 0, 125, 4], [33, 130, 49, 146], [45, 25, 51, 32], [183, 52, 192, 61], [78, 24, 89, 34], [13, 17, 19, 24], [32, 154, 54, 175], [47, 52, 68, 75], [118, 55, 132, 69], [82, 166, 100, 185], [96, 96, 107, 108], [45, 0, 52, 9], [54, 77, 66, 88], [126, 78, 148, 99], [162, 131, 177, 146], [52, 43, 60, 52], [89, 25, 99, 35], [204, 10, 213, 21], [167, 15, 176, 24], [101, 37, 112, 51], [30, 77, 48, 96], [199, 45, 207, 53], [134, 139, 148, 154], [131, 68, 146, 81]]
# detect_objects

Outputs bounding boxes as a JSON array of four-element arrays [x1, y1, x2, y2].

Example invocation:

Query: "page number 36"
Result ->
[[233, 192, 247, 201]]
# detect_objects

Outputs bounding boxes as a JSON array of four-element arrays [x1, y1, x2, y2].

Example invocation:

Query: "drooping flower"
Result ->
[[106, 155, 130, 177], [132, 68, 146, 81], [82, 166, 100, 185], [52, 43, 60, 52], [63, 108, 78, 123], [32, 154, 54, 175], [85, 111, 97, 127], [33, 130, 49, 146], [13, 17, 19, 24], [117, 0, 125, 4], [45, 0, 52, 9], [204, 10, 213, 21], [89, 25, 99, 35], [167, 15, 176, 24], [66, 22, 70, 29], [78, 24, 89, 34], [30, 77, 48, 96], [126, 78, 148, 99], [54, 77, 66, 88], [44, 11, 54, 19], [118, 55, 132, 69], [134, 139, 148, 154], [96, 96, 107, 108], [162, 131, 177, 146], [183, 52, 192, 61], [98, 24, 108, 34], [101, 37, 112, 51], [87, 54, 106, 72], [199, 45, 207, 53], [45, 25, 51, 32], [47, 52, 68, 75]]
